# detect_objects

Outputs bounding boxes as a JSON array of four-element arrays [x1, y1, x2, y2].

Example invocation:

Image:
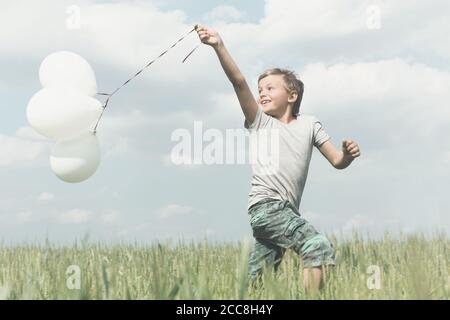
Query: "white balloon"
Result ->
[[26, 87, 103, 140], [50, 131, 101, 183], [39, 51, 97, 96]]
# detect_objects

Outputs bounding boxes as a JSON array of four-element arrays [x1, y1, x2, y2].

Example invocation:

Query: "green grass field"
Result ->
[[0, 232, 448, 300]]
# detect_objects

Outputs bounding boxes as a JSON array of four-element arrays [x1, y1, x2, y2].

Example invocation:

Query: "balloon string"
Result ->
[[182, 44, 200, 63], [92, 26, 199, 134]]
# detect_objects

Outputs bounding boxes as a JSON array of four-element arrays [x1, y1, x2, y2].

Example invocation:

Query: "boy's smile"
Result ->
[[258, 74, 297, 119]]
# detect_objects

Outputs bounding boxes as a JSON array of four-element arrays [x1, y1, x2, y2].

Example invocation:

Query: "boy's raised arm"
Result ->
[[195, 24, 258, 124]]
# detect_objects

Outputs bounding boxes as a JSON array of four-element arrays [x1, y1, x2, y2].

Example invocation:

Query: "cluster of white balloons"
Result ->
[[27, 51, 103, 183]]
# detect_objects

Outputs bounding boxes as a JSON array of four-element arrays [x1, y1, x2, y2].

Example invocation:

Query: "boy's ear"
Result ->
[[288, 91, 298, 103]]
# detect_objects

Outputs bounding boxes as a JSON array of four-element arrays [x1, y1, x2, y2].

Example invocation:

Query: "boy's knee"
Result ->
[[300, 234, 336, 268]]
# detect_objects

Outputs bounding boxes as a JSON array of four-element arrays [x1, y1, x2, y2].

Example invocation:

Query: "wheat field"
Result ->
[[0, 232, 448, 300]]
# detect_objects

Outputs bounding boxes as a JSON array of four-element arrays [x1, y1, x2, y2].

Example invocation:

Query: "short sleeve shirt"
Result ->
[[244, 106, 330, 210]]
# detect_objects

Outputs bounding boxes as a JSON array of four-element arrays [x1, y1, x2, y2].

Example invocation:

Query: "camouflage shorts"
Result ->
[[248, 198, 336, 279]]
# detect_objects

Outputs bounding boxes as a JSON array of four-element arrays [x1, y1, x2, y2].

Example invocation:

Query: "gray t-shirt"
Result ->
[[244, 106, 330, 211]]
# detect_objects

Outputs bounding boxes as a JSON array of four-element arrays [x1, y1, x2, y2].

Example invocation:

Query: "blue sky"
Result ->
[[1, 0, 449, 244]]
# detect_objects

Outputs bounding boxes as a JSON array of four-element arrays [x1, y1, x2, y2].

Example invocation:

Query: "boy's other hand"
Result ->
[[342, 139, 360, 159], [195, 24, 223, 49]]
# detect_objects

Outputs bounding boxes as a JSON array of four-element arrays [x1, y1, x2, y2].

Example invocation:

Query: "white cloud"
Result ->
[[203, 5, 245, 23], [1, 0, 450, 243], [100, 210, 120, 225], [201, 92, 245, 127], [0, 1, 188, 64], [156, 203, 193, 219], [260, 0, 367, 40], [2, 0, 449, 82], [104, 137, 131, 159], [38, 192, 54, 202], [302, 59, 450, 106], [0, 133, 49, 166], [15, 126, 49, 141], [80, 1, 192, 70], [203, 0, 450, 70], [97, 109, 195, 146], [17, 211, 33, 223], [58, 209, 92, 224], [0, 0, 215, 100], [300, 59, 450, 145]]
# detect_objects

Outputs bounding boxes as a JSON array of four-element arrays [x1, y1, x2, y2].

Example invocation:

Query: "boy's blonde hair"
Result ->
[[258, 68, 304, 115]]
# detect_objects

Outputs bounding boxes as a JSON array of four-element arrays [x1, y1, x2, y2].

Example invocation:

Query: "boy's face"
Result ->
[[257, 75, 296, 117]]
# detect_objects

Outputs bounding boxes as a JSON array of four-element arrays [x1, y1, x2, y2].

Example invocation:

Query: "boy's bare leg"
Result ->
[[303, 267, 324, 292]]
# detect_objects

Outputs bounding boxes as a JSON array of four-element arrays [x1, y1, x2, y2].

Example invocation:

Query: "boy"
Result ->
[[195, 24, 360, 291]]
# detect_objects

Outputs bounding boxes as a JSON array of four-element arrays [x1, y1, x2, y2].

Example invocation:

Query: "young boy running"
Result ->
[[195, 24, 360, 291]]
